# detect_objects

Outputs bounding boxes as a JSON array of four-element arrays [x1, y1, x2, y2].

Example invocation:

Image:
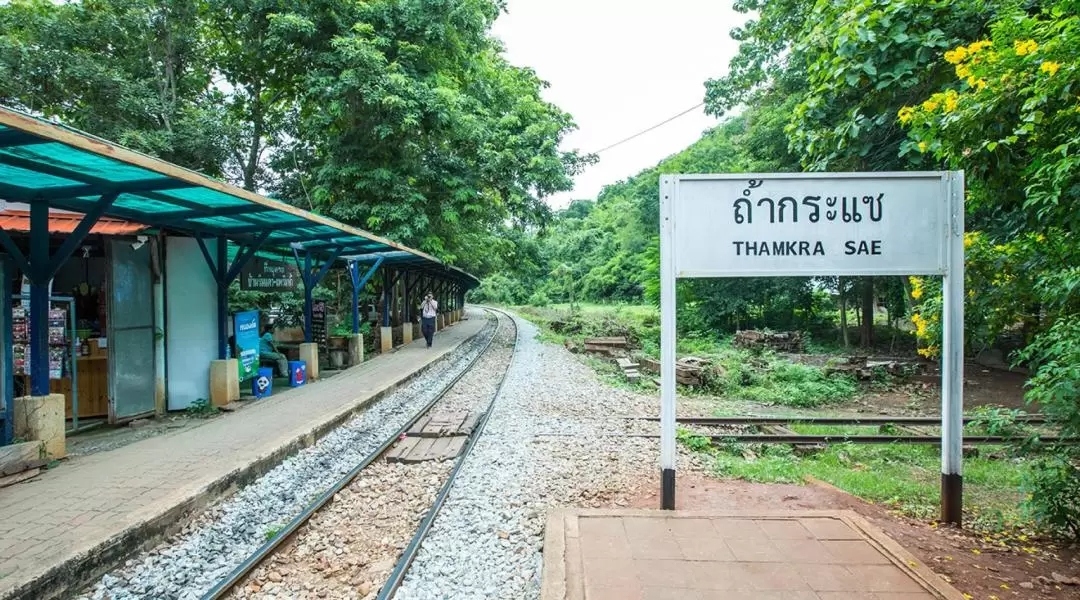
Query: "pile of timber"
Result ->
[[582, 337, 628, 356], [638, 356, 707, 387], [0, 441, 47, 488], [824, 356, 922, 380], [734, 330, 805, 353]]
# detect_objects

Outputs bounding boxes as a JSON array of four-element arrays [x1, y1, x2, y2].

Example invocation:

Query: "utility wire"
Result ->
[[590, 102, 705, 155]]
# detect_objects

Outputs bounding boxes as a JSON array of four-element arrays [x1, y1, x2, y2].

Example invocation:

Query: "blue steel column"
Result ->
[[382, 269, 391, 328], [29, 201, 50, 396], [303, 252, 313, 343], [2, 254, 13, 445], [350, 261, 360, 335], [216, 237, 228, 359]]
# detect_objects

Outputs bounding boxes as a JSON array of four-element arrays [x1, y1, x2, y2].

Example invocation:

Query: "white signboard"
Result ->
[[658, 171, 965, 523], [671, 172, 955, 277]]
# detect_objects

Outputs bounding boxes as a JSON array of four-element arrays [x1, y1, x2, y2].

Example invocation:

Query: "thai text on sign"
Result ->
[[670, 173, 952, 277]]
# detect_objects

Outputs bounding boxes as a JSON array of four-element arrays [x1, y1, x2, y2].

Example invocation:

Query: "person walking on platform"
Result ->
[[421, 292, 438, 348]]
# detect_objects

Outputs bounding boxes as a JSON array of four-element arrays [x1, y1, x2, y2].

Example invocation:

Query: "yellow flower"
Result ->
[[1040, 61, 1060, 76], [918, 141, 928, 153], [944, 47, 968, 64], [975, 79, 987, 90], [897, 106, 915, 124], [967, 40, 992, 53], [1014, 39, 1038, 56], [911, 287, 923, 300], [943, 91, 959, 113], [963, 232, 975, 248], [955, 63, 972, 79], [922, 99, 939, 112], [1036, 233, 1046, 242]]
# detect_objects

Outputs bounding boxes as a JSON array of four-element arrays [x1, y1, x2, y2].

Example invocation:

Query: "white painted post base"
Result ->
[[299, 343, 320, 381], [402, 323, 413, 344], [380, 326, 393, 354], [15, 394, 66, 458], [209, 359, 240, 407], [348, 334, 364, 366]]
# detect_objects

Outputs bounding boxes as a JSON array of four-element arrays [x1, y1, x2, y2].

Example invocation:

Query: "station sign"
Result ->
[[239, 257, 300, 292], [669, 173, 952, 278], [658, 171, 966, 523]]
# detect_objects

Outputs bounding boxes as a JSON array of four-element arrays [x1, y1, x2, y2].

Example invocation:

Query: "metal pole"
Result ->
[[303, 252, 313, 343], [381, 269, 391, 328], [658, 176, 677, 509], [941, 171, 966, 525], [29, 201, 50, 397], [216, 237, 228, 360], [350, 261, 360, 335], [67, 297, 78, 432]]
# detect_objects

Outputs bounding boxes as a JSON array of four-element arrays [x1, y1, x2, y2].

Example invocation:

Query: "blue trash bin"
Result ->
[[289, 361, 307, 388], [253, 367, 274, 399]]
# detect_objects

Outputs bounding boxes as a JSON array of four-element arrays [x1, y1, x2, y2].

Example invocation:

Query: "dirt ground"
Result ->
[[629, 473, 1080, 600], [852, 363, 1034, 416]]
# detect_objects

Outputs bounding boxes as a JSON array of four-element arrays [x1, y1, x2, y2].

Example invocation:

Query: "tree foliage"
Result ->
[[0, 0, 587, 273]]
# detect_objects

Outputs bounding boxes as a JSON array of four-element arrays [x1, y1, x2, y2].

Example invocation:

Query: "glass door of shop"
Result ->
[[107, 240, 156, 421]]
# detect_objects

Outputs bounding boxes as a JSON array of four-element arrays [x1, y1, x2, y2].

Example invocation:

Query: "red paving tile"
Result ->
[[547, 511, 964, 600]]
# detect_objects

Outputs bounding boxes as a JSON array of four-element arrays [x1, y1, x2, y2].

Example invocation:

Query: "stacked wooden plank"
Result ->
[[0, 441, 46, 488], [615, 358, 641, 383], [734, 330, 805, 353], [639, 356, 707, 387], [582, 337, 628, 356]]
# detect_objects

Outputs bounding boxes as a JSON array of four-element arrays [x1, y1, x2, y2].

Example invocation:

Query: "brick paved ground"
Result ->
[[0, 310, 485, 599], [543, 509, 966, 600]]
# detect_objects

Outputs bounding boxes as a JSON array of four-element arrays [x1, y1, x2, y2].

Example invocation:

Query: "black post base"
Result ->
[[941, 473, 963, 526], [661, 468, 675, 510]]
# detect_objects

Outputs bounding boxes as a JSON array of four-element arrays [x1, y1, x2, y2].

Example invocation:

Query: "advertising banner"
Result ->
[[235, 310, 260, 382]]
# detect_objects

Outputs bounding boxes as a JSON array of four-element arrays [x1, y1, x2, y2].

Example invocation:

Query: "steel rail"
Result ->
[[200, 308, 509, 600], [375, 307, 519, 600], [701, 433, 1072, 444], [634, 415, 1047, 426]]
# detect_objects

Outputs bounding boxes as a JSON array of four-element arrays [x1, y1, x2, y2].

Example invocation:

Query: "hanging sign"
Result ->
[[311, 301, 327, 351], [234, 310, 260, 381], [670, 172, 954, 277], [239, 258, 300, 292]]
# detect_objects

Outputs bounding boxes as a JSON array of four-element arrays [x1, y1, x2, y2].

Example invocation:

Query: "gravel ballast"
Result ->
[[77, 313, 498, 600], [226, 311, 519, 600], [394, 313, 680, 600]]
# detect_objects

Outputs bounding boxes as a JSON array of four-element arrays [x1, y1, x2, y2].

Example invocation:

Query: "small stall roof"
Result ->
[[0, 208, 147, 235], [0, 106, 479, 289]]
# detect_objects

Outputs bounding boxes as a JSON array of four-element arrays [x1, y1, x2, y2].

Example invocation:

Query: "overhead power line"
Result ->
[[590, 102, 705, 155]]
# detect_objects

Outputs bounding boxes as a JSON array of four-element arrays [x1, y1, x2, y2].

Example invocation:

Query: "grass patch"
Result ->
[[687, 425, 1032, 533], [517, 304, 860, 408]]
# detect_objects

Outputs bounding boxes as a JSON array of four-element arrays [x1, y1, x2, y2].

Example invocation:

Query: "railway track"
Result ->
[[201, 307, 518, 600], [628, 414, 1070, 445]]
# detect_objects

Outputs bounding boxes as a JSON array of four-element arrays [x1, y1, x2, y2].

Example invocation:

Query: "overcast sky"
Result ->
[[491, 0, 746, 208]]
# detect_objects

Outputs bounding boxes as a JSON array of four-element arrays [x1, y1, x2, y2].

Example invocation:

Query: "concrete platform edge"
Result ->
[[5, 317, 490, 600]]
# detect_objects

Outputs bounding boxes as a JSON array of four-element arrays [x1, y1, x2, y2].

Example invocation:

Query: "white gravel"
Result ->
[[394, 313, 686, 600], [78, 313, 498, 600]]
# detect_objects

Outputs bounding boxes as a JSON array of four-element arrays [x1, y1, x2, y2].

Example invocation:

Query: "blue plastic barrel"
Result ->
[[289, 361, 307, 387], [253, 367, 274, 399]]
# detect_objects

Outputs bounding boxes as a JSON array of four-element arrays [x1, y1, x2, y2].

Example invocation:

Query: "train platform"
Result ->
[[542, 508, 965, 600], [0, 310, 486, 600]]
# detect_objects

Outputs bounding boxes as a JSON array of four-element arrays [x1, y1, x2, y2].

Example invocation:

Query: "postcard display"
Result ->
[[13, 306, 68, 380]]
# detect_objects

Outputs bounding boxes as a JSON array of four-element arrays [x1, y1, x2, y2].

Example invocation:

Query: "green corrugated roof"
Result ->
[[0, 107, 478, 289]]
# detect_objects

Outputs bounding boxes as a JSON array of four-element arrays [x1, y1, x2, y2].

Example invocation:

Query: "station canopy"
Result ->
[[0, 105, 479, 289]]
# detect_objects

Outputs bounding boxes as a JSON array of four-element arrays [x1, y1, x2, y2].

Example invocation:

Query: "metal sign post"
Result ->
[[658, 171, 965, 523]]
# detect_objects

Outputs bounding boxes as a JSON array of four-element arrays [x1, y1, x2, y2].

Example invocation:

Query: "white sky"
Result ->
[[492, 0, 745, 208]]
